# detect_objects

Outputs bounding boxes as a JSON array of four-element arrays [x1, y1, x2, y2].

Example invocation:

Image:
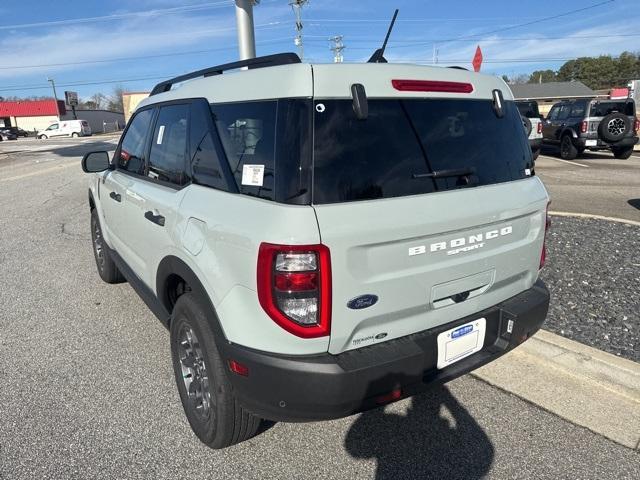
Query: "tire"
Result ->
[[598, 113, 631, 143], [39, 134, 47, 139], [559, 134, 578, 160], [532, 148, 540, 160], [612, 146, 634, 159], [170, 293, 262, 449], [521, 116, 532, 137], [90, 209, 125, 284], [72, 132, 79, 138]]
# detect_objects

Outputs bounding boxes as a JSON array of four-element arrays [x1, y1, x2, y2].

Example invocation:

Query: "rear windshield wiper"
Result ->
[[412, 167, 476, 180]]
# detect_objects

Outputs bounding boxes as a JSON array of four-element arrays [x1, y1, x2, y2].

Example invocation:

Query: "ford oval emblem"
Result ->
[[347, 294, 378, 310]]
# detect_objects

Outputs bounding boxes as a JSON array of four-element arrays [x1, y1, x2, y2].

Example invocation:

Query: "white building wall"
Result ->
[[14, 115, 59, 133]]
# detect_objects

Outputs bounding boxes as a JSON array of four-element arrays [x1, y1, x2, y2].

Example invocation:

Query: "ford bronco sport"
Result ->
[[82, 53, 551, 449], [542, 98, 638, 159]]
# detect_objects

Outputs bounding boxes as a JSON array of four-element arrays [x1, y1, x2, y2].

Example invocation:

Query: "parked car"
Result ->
[[542, 98, 638, 159], [0, 126, 28, 138], [37, 119, 91, 139], [81, 53, 550, 449], [516, 100, 543, 159], [0, 128, 18, 141]]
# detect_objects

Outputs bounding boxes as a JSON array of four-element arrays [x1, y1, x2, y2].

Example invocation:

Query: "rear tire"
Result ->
[[170, 293, 262, 449], [39, 134, 47, 139], [72, 132, 79, 138], [560, 135, 578, 160], [612, 146, 633, 159], [532, 148, 540, 160], [90, 209, 125, 284]]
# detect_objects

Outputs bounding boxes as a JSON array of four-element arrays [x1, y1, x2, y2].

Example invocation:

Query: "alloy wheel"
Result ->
[[178, 325, 213, 421]]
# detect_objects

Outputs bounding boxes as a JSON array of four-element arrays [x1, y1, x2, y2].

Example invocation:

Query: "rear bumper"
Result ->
[[222, 280, 550, 422], [575, 135, 638, 149]]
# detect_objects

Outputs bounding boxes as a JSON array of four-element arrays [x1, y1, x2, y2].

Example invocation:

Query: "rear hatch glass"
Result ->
[[516, 101, 540, 118], [590, 101, 635, 117], [313, 99, 532, 204]]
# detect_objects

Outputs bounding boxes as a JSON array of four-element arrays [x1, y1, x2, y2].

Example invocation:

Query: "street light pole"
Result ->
[[46, 78, 60, 120]]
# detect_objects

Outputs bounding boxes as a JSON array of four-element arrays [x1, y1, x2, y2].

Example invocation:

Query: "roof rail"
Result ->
[[149, 52, 301, 96]]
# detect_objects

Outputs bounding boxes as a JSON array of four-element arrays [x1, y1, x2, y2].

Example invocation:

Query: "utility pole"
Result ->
[[235, 0, 259, 60], [329, 35, 345, 63], [289, 0, 309, 60], [46, 77, 60, 120]]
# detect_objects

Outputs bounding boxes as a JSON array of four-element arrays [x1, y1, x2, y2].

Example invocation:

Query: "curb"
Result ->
[[472, 329, 640, 450], [549, 211, 640, 227]]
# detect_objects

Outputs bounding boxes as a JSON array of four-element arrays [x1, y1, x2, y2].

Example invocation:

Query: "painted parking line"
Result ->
[[538, 155, 590, 168]]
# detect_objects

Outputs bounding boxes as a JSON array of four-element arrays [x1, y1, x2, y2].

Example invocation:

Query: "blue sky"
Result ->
[[0, 0, 637, 101]]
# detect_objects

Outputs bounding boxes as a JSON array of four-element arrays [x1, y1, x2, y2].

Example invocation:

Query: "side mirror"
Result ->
[[81, 151, 111, 173]]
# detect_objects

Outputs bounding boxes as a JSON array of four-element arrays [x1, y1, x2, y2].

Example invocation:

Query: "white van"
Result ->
[[38, 119, 91, 139]]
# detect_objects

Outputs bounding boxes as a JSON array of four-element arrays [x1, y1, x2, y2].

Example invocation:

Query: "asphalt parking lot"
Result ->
[[0, 137, 639, 479]]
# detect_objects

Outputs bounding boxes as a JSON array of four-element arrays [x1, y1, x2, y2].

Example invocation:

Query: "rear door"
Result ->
[[310, 98, 548, 354]]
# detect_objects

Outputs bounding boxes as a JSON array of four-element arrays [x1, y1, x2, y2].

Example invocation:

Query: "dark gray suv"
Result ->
[[542, 98, 638, 159]]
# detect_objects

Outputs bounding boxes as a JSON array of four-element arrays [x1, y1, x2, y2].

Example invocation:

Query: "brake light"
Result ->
[[392, 79, 474, 94], [634, 117, 639, 133], [539, 202, 551, 270], [537, 121, 543, 134], [257, 243, 331, 338], [580, 121, 588, 133]]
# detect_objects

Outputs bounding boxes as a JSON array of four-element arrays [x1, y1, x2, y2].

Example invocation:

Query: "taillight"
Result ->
[[539, 202, 551, 270], [257, 243, 331, 338], [537, 121, 543, 134], [634, 117, 639, 133], [391, 79, 474, 93], [580, 121, 588, 133]]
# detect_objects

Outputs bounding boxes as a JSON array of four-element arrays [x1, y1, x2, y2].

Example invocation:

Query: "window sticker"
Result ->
[[241, 164, 265, 186], [156, 125, 165, 144]]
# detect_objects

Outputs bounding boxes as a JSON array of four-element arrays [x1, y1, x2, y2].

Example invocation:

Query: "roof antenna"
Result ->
[[368, 9, 398, 63]]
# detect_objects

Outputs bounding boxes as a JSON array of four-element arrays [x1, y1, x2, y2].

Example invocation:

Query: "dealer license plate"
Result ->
[[436, 318, 486, 369], [585, 139, 597, 146]]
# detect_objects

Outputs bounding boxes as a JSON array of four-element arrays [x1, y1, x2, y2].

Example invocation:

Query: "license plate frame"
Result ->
[[436, 318, 486, 369]]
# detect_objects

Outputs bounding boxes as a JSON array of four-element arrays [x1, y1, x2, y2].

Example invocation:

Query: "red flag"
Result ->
[[472, 45, 483, 72]]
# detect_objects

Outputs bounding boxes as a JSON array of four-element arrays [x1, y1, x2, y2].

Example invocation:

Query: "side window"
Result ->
[[212, 101, 277, 200], [190, 101, 229, 191], [570, 103, 585, 117], [48, 124, 59, 130], [118, 108, 154, 174], [148, 104, 189, 186], [557, 105, 571, 120], [547, 107, 559, 121]]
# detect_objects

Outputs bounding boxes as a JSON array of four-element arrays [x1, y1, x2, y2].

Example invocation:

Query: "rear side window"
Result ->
[[190, 101, 229, 191], [313, 99, 531, 204], [148, 104, 189, 186], [590, 101, 634, 117], [118, 108, 154, 174], [212, 101, 277, 200], [570, 103, 585, 117]]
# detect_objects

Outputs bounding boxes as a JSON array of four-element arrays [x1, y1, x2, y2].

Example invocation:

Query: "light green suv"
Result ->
[[82, 53, 551, 448]]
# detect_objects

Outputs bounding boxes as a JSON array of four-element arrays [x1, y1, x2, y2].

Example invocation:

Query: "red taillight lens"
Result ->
[[580, 121, 588, 133], [228, 360, 249, 377], [376, 388, 403, 405], [392, 79, 474, 93], [634, 117, 639, 133], [257, 243, 331, 338], [537, 121, 543, 134], [539, 203, 551, 270]]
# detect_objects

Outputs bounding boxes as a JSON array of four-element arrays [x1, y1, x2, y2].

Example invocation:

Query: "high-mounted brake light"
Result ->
[[540, 202, 551, 270], [580, 121, 588, 134], [537, 121, 543, 134], [257, 243, 331, 338], [392, 79, 474, 94]]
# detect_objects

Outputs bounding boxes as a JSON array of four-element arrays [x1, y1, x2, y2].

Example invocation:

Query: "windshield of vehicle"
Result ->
[[590, 101, 634, 117], [516, 101, 540, 118], [312, 98, 532, 204]]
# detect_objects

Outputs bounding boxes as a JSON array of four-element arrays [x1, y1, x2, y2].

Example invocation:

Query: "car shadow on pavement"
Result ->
[[628, 199, 640, 210], [345, 383, 494, 480]]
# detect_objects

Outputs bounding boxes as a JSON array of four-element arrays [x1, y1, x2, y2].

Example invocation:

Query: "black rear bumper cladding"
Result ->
[[575, 135, 639, 148], [222, 280, 550, 422]]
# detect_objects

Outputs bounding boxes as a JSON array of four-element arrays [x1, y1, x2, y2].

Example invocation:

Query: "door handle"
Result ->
[[109, 191, 121, 202], [144, 210, 165, 227]]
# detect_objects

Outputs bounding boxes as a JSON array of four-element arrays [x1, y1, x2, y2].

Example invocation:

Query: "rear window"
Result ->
[[313, 99, 532, 204], [516, 101, 540, 118], [590, 101, 634, 117]]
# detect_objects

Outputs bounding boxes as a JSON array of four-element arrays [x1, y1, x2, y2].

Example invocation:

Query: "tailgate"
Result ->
[[314, 178, 549, 354]]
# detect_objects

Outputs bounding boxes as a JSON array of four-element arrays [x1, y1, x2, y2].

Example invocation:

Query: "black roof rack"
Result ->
[[149, 52, 301, 96]]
